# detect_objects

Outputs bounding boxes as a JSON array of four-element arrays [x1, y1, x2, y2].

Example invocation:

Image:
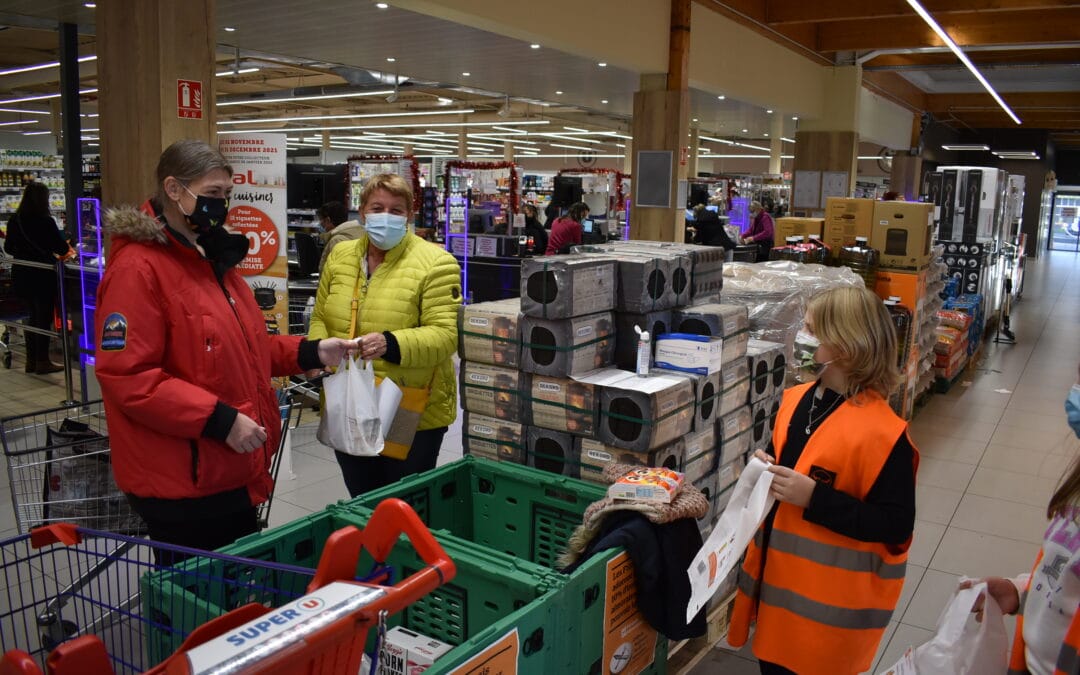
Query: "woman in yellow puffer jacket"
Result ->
[[309, 173, 461, 496]]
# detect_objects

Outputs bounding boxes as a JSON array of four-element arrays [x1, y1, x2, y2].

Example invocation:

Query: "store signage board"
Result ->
[[636, 151, 673, 208], [177, 79, 203, 119], [220, 133, 289, 334], [603, 551, 658, 673], [820, 171, 849, 205], [793, 170, 821, 210], [476, 236, 498, 257]]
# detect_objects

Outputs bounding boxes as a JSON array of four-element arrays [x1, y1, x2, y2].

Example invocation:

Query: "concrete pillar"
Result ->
[[622, 139, 633, 175], [98, 0, 217, 208], [503, 141, 514, 162], [402, 142, 415, 156], [768, 113, 784, 175], [321, 131, 331, 163], [687, 126, 700, 179], [457, 130, 468, 160], [791, 66, 862, 211]]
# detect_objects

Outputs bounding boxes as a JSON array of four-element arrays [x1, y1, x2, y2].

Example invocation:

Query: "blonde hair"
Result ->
[[806, 286, 900, 399], [359, 173, 414, 214]]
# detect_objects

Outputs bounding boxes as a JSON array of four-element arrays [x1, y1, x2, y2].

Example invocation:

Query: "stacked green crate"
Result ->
[[340, 456, 668, 675], [140, 507, 568, 673]]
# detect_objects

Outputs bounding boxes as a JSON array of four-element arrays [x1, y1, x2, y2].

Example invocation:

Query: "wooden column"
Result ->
[[768, 114, 785, 175], [629, 0, 691, 243], [890, 154, 923, 201], [792, 66, 862, 212], [98, 0, 217, 208]]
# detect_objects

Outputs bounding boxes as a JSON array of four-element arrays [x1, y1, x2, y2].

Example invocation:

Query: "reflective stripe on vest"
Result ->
[[767, 529, 907, 580], [1057, 643, 1080, 675], [755, 579, 894, 630]]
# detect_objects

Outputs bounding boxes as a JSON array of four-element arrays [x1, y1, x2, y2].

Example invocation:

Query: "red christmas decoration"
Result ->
[[444, 161, 520, 215], [555, 168, 631, 214]]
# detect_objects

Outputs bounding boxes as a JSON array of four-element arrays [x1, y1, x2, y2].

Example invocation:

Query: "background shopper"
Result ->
[[743, 200, 775, 262], [522, 203, 548, 256], [728, 286, 919, 675], [962, 363, 1080, 675], [545, 201, 589, 255], [2, 181, 69, 374], [317, 200, 363, 269], [309, 173, 461, 497], [690, 204, 738, 250], [95, 139, 356, 553]]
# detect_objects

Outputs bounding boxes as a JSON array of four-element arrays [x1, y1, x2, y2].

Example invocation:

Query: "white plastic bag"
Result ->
[[878, 580, 1009, 675], [317, 355, 384, 457]]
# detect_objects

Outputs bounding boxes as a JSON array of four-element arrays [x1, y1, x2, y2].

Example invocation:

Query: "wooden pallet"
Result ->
[[666, 594, 737, 674]]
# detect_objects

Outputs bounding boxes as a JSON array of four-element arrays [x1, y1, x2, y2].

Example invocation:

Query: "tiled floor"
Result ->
[[0, 249, 1076, 673]]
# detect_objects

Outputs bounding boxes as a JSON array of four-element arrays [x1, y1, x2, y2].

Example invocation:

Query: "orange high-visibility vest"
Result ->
[[1009, 548, 1080, 675], [728, 382, 919, 675]]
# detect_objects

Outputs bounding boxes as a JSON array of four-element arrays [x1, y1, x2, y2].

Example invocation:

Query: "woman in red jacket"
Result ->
[[544, 201, 590, 255], [95, 139, 356, 554]]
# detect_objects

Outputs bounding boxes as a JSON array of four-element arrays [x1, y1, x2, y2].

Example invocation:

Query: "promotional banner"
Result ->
[[220, 133, 289, 334]]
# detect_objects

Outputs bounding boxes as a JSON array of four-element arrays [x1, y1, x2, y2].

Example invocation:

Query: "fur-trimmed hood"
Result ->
[[104, 204, 168, 246]]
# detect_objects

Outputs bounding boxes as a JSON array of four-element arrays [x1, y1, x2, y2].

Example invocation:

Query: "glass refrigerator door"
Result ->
[[1048, 190, 1080, 252]]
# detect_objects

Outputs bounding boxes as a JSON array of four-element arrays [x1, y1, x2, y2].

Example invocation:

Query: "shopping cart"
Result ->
[[0, 498, 455, 675], [0, 252, 29, 369]]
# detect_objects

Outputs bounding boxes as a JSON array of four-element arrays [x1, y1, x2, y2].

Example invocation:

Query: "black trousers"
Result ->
[[21, 283, 57, 365], [133, 502, 259, 565], [334, 427, 447, 498], [759, 661, 797, 675]]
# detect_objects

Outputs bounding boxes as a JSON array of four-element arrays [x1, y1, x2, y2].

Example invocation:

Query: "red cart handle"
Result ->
[[307, 498, 455, 608]]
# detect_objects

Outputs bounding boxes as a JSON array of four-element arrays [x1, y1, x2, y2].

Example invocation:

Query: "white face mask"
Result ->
[[364, 212, 409, 250]]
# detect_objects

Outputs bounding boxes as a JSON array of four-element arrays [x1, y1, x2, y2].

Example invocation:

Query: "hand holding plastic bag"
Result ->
[[877, 579, 1009, 675], [317, 355, 384, 457]]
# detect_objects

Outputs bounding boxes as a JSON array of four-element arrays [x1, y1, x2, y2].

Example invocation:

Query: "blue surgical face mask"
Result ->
[[1067, 384, 1080, 439], [364, 212, 409, 250]]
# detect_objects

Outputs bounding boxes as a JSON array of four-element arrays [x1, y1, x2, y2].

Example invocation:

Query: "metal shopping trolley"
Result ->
[[0, 498, 455, 675], [0, 251, 29, 369]]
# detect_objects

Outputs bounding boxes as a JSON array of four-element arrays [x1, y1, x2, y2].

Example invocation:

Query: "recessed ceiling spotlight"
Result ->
[[766, 109, 773, 114], [555, 90, 563, 95], [598, 62, 607, 67], [223, 26, 237, 32], [717, 95, 726, 100], [792, 116, 799, 121], [692, 118, 698, 122], [375, 2, 389, 8], [530, 44, 541, 49], [83, 2, 95, 7], [461, 72, 471, 77], [601, 99, 609, 104], [742, 128, 748, 133], [764, 133, 769, 137], [386, 57, 396, 62]]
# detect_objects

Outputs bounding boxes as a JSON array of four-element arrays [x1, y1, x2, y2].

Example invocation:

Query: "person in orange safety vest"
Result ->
[[727, 286, 920, 675]]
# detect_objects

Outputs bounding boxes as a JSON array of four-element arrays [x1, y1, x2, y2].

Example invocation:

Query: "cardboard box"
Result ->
[[652, 367, 722, 432], [672, 303, 748, 338], [576, 250, 684, 313], [614, 310, 672, 372], [379, 626, 453, 675], [693, 470, 721, 532], [750, 393, 782, 451], [775, 217, 824, 242], [874, 269, 928, 314], [824, 198, 875, 253], [461, 413, 525, 464], [526, 427, 579, 478], [521, 312, 615, 377], [524, 373, 598, 435], [458, 299, 521, 368], [718, 359, 751, 416], [520, 255, 617, 319], [654, 334, 723, 376], [459, 362, 524, 422], [582, 241, 722, 301], [593, 369, 695, 452], [745, 339, 786, 404], [871, 201, 934, 270], [717, 456, 745, 497], [576, 437, 686, 484], [717, 405, 752, 467], [681, 425, 717, 483]]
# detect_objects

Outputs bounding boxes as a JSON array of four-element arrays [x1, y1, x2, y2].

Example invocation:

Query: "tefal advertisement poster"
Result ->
[[220, 133, 289, 334]]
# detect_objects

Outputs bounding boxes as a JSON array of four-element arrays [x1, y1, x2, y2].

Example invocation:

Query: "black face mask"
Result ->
[[196, 225, 249, 269], [184, 193, 230, 234]]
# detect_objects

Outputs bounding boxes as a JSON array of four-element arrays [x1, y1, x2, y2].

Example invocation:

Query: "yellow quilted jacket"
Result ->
[[308, 233, 462, 430]]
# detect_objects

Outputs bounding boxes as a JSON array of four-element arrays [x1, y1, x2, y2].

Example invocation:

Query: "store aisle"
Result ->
[[0, 251, 1076, 673], [693, 249, 1080, 674]]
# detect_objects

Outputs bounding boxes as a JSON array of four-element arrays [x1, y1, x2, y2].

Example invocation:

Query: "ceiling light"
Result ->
[[530, 44, 541, 49], [781, 137, 796, 143], [551, 143, 595, 152], [83, 2, 95, 7], [692, 118, 698, 122], [386, 57, 396, 63], [717, 95, 726, 100], [217, 90, 394, 106], [217, 120, 552, 134], [0, 107, 50, 115], [555, 90, 563, 95], [437, 97, 453, 105], [564, 126, 589, 132], [791, 116, 798, 121], [764, 133, 769, 137], [219, 109, 477, 125], [223, 26, 237, 32], [461, 72, 471, 77], [0, 88, 97, 105], [906, 0, 1021, 125], [992, 150, 1040, 159], [22, 130, 51, 136], [0, 120, 37, 127], [0, 55, 96, 78], [215, 67, 260, 77], [375, 2, 389, 7], [766, 110, 773, 114], [598, 62, 607, 67], [942, 144, 991, 151], [601, 99, 609, 104], [742, 129, 748, 133]]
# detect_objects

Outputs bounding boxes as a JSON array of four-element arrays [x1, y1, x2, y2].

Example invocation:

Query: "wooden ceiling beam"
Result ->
[[764, 0, 1074, 25], [941, 111, 1080, 128], [692, 0, 830, 64], [926, 91, 1080, 113], [862, 71, 929, 111], [863, 48, 1080, 68], [816, 8, 1080, 51]]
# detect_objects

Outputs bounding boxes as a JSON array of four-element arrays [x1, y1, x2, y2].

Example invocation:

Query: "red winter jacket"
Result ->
[[95, 205, 304, 504]]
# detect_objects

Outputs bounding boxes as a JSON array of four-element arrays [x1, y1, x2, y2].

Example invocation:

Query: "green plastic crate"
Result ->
[[141, 506, 568, 673], [341, 456, 669, 675]]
